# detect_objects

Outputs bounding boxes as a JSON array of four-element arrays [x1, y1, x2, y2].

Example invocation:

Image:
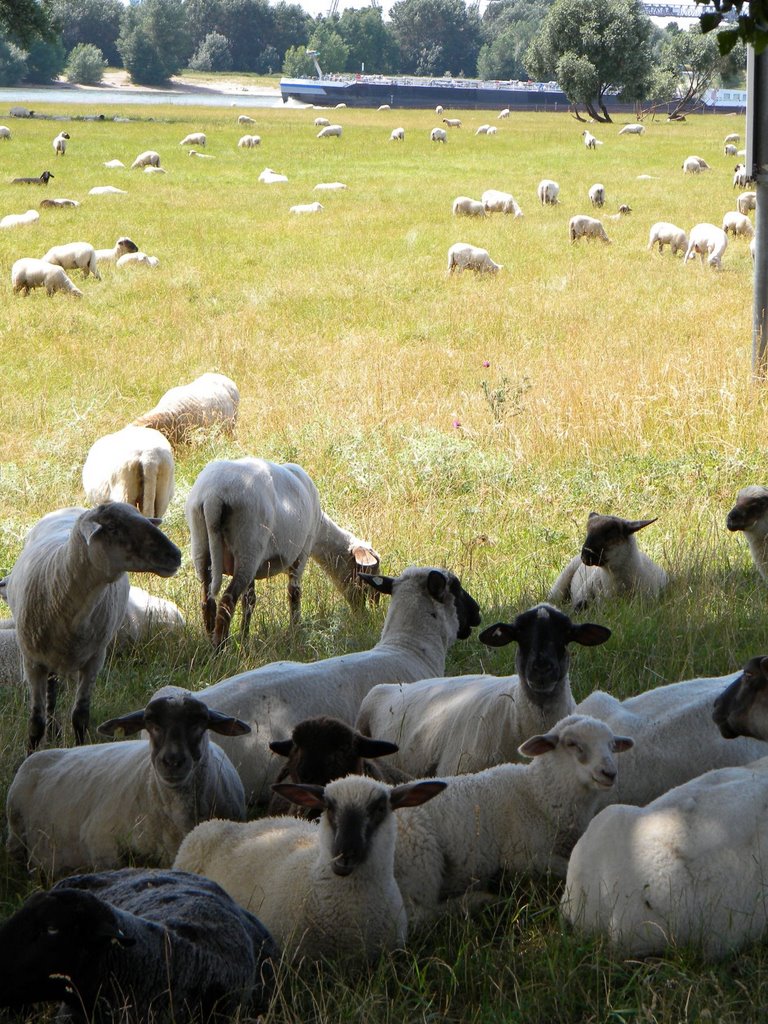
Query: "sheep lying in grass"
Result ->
[[133, 372, 239, 446], [0, 868, 277, 1023], [12, 170, 53, 185], [549, 512, 667, 608], [618, 123, 644, 135], [289, 202, 323, 214], [258, 167, 288, 183], [89, 185, 127, 195], [726, 485, 768, 580], [447, 242, 502, 274], [482, 188, 523, 216], [117, 251, 160, 268], [11, 258, 83, 298], [569, 216, 611, 244], [0, 209, 39, 228], [103, 158, 125, 168], [185, 457, 379, 647], [722, 210, 754, 239], [94, 236, 139, 265], [52, 131, 69, 156], [737, 190, 757, 214], [82, 424, 174, 518], [131, 150, 160, 169], [537, 179, 559, 205], [117, 586, 185, 646], [39, 197, 79, 208], [313, 181, 347, 191], [452, 196, 486, 217], [647, 221, 688, 255], [685, 223, 728, 269], [430, 127, 447, 142], [42, 241, 101, 280]]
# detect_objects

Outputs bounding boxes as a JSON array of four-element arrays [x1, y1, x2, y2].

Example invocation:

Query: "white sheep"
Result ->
[[117, 585, 185, 647], [39, 197, 80, 208], [4, 503, 181, 750], [588, 183, 605, 207], [317, 124, 342, 138], [144, 165, 166, 173], [0, 125, 11, 139], [11, 258, 83, 298], [722, 210, 754, 239], [42, 241, 101, 280], [6, 689, 249, 879], [130, 150, 160, 169], [186, 457, 379, 647], [258, 167, 288, 183], [442, 118, 462, 128], [52, 131, 69, 156], [549, 512, 667, 607], [726, 485, 768, 579], [180, 132, 206, 147], [682, 154, 710, 173], [237, 134, 261, 148], [188, 150, 214, 159], [475, 124, 491, 135], [238, 114, 256, 125], [647, 221, 688, 255], [725, 132, 740, 144], [618, 123, 644, 135], [313, 182, 347, 191], [103, 159, 125, 168], [568, 215, 611, 244], [733, 163, 750, 188], [582, 130, 602, 149], [430, 127, 447, 143], [390, 127, 405, 141], [356, 603, 612, 777], [537, 179, 559, 205], [737, 190, 757, 214], [486, 125, 498, 135], [435, 104, 443, 115], [88, 185, 127, 195], [724, 143, 738, 156], [116, 251, 160, 268], [133, 372, 239, 446], [606, 203, 632, 221], [481, 188, 523, 217], [174, 776, 445, 962], [498, 108, 510, 118], [451, 196, 486, 217], [0, 209, 39, 229], [378, 103, 390, 110], [314, 117, 330, 126], [447, 242, 502, 274], [81, 424, 174, 518], [289, 202, 323, 214], [94, 236, 139, 265], [167, 566, 480, 806], [685, 222, 728, 269]]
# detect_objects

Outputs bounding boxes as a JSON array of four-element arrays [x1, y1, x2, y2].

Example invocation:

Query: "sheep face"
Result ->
[[519, 715, 633, 792], [712, 655, 768, 741], [359, 568, 481, 640], [78, 502, 182, 579], [579, 512, 657, 568], [726, 486, 768, 533]]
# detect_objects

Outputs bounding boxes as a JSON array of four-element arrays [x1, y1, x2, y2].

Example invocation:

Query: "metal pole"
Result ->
[[748, 46, 768, 377]]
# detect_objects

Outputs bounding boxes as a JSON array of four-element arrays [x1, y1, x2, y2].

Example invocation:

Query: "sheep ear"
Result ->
[[269, 738, 294, 758], [148, 517, 162, 527], [79, 518, 102, 545], [390, 780, 447, 809], [97, 709, 146, 736], [587, 512, 600, 521], [612, 736, 634, 752], [625, 518, 657, 534], [518, 733, 559, 758], [351, 544, 379, 569], [359, 574, 394, 596], [478, 622, 516, 647], [271, 783, 326, 810], [569, 623, 611, 647], [426, 570, 448, 601], [206, 709, 251, 736], [354, 737, 399, 759]]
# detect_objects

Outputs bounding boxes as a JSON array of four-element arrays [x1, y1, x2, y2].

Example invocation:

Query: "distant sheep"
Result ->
[[569, 215, 611, 244], [733, 163, 750, 188], [682, 155, 710, 174], [131, 150, 160, 169], [39, 197, 79, 208], [475, 124, 491, 135], [290, 202, 323, 215], [582, 130, 602, 148], [647, 221, 687, 255], [258, 167, 288, 183], [452, 196, 485, 217], [317, 124, 342, 138], [133, 372, 239, 446], [188, 150, 213, 159], [103, 159, 125, 168], [52, 131, 69, 156], [723, 210, 754, 239], [685, 222, 728, 269], [390, 127, 405, 141], [725, 132, 740, 144], [498, 108, 510, 118], [238, 114, 256, 125], [442, 118, 462, 128], [430, 127, 447, 143], [537, 179, 559, 205], [724, 143, 737, 156], [180, 132, 206, 147], [11, 258, 82, 298], [82, 424, 174, 518], [0, 125, 10, 139], [95, 236, 139, 265], [737, 190, 757, 214], [482, 189, 523, 217], [12, 170, 53, 185], [314, 117, 330, 126], [0, 209, 39, 229], [607, 204, 632, 220], [618, 123, 644, 135], [144, 165, 166, 174], [42, 241, 100, 280], [588, 183, 605, 207], [237, 134, 261, 148], [447, 242, 502, 274], [314, 181, 347, 191], [116, 251, 160, 268], [726, 485, 768, 580], [89, 185, 126, 195], [435, 104, 443, 115]]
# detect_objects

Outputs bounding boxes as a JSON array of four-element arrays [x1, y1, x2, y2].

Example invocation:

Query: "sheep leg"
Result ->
[[213, 592, 236, 648], [23, 660, 49, 753], [45, 674, 62, 745], [199, 566, 216, 638], [288, 559, 303, 626], [240, 580, 256, 640], [71, 656, 104, 744]]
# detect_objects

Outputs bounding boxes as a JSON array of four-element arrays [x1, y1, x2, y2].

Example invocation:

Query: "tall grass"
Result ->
[[1, 100, 767, 1021]]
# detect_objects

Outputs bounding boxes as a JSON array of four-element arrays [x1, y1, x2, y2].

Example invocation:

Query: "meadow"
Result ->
[[0, 97, 767, 1022]]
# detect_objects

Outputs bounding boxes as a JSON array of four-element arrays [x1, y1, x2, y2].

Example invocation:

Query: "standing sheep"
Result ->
[[81, 424, 175, 518], [442, 118, 462, 128], [582, 130, 602, 149], [430, 127, 447, 143], [390, 127, 405, 141], [451, 196, 486, 217], [737, 190, 757, 214], [180, 132, 206, 147], [447, 243, 502, 274], [685, 223, 728, 269], [722, 210, 754, 239], [482, 188, 523, 217], [682, 155, 710, 174], [618, 123, 644, 135], [11, 258, 83, 297], [237, 134, 261, 148], [568, 216, 611, 244], [317, 124, 342, 138], [52, 131, 69, 156], [131, 150, 161, 169], [133, 372, 239, 446], [0, 125, 11, 139], [42, 241, 101, 280], [647, 221, 688, 255], [588, 183, 605, 207], [537, 179, 560, 205]]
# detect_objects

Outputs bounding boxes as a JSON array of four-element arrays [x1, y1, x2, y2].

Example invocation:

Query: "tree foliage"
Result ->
[[389, 0, 482, 77], [282, 43, 313, 76], [337, 7, 399, 74], [64, 41, 105, 83], [695, 0, 768, 54], [646, 24, 725, 116], [50, 0, 122, 67], [117, 0, 191, 85], [307, 20, 350, 74], [0, 0, 54, 45], [0, 34, 28, 85], [189, 30, 233, 71], [479, 0, 549, 80], [23, 32, 65, 81]]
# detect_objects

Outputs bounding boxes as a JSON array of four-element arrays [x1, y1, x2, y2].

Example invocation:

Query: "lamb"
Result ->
[[4, 503, 181, 751], [290, 201, 323, 214], [548, 512, 667, 608], [180, 132, 206, 147], [258, 167, 288, 183], [0, 209, 39, 229], [117, 251, 160, 268], [618, 123, 644, 135], [11, 170, 53, 185], [130, 150, 160, 169], [430, 127, 447, 143], [733, 162, 750, 188], [165, 566, 480, 806], [174, 776, 445, 962], [588, 183, 605, 207], [39, 197, 79, 208], [317, 124, 342, 138], [133, 372, 239, 446], [89, 185, 127, 195], [482, 189, 523, 217], [0, 125, 10, 139], [94, 235, 140, 265], [726, 485, 768, 579], [52, 130, 69, 156], [568, 215, 611, 244], [537, 179, 559, 205], [581, 130, 602, 148], [647, 221, 688, 255], [238, 114, 257, 124], [447, 242, 502, 274], [607, 203, 632, 220], [737, 189, 757, 214], [42, 241, 101, 280], [314, 116, 330, 126], [356, 603, 612, 777], [498, 107, 510, 118], [685, 222, 728, 269], [6, 689, 249, 878], [451, 195, 486, 217], [390, 127, 405, 141], [722, 210, 754, 238], [724, 143, 738, 156], [185, 457, 380, 647], [11, 258, 83, 298], [81, 424, 174, 518], [237, 134, 261, 147], [442, 118, 462, 127], [0, 867, 277, 1022]]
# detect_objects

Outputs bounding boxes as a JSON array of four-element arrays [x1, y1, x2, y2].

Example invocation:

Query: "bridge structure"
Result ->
[[640, 2, 736, 17]]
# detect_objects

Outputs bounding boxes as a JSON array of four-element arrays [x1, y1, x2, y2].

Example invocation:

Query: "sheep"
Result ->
[[52, 130, 69, 156], [165, 566, 480, 806], [188, 150, 214, 159], [581, 130, 602, 148], [726, 485, 768, 579], [685, 222, 728, 269], [482, 188, 523, 217], [618, 123, 644, 135], [723, 210, 754, 239], [314, 116, 330, 126], [11, 258, 83, 298], [378, 103, 390, 110], [238, 113, 257, 124], [725, 132, 740, 144], [117, 585, 185, 647], [38, 197, 79, 208], [549, 512, 667, 608], [356, 603, 612, 778], [267, 716, 411, 817], [486, 125, 498, 135], [88, 185, 127, 195], [442, 118, 462, 127], [133, 372, 239, 446], [475, 124, 491, 135], [81, 424, 174, 518], [289, 202, 323, 214], [713, 654, 768, 741], [42, 241, 101, 280], [724, 143, 738, 156], [647, 221, 688, 255], [0, 867, 277, 1022], [180, 132, 206, 147], [317, 124, 342, 138], [568, 215, 611, 244], [588, 183, 605, 207], [9, 106, 33, 117], [0, 209, 39, 229], [313, 181, 347, 190], [733, 162, 750, 188], [498, 108, 510, 118], [447, 242, 502, 274], [682, 154, 710, 174], [607, 203, 632, 220], [144, 164, 167, 173], [0, 124, 10, 139], [94, 235, 139, 265], [451, 195, 486, 217], [185, 457, 380, 648], [435, 104, 443, 115], [130, 150, 160, 169], [116, 251, 160, 268], [104, 158, 125, 168], [390, 127, 405, 141], [4, 503, 181, 751], [537, 179, 560, 205], [175, 776, 445, 963], [237, 134, 261, 148], [430, 127, 447, 143], [737, 190, 757, 214], [6, 689, 250, 878], [11, 170, 53, 185], [258, 167, 288, 183], [0, 627, 22, 686]]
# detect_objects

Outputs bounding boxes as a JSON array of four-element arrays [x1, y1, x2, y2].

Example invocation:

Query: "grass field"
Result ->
[[1, 98, 767, 1022]]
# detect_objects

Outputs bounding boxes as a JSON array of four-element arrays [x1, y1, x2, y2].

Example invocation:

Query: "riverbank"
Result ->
[[60, 69, 281, 97]]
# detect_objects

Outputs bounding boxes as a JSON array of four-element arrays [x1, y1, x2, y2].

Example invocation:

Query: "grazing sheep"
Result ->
[[378, 103, 390, 110], [0, 125, 10, 139], [498, 108, 510, 118], [89, 185, 127, 195], [724, 143, 738, 156], [0, 209, 39, 229], [475, 124, 491, 135], [313, 181, 347, 190], [103, 158, 125, 168], [430, 127, 447, 143], [537, 179, 560, 205], [588, 183, 605, 207], [0, 868, 277, 1022], [390, 127, 405, 141], [258, 167, 288, 183], [442, 118, 462, 128], [94, 236, 139, 265], [647, 221, 687, 255], [618, 123, 644, 135], [7, 689, 249, 878], [289, 202, 323, 214], [237, 134, 261, 148], [314, 116, 330, 126], [737, 190, 757, 214], [452, 195, 486, 217], [116, 251, 160, 268], [447, 242, 502, 274], [42, 241, 101, 280], [685, 222, 728, 269], [725, 132, 740, 144], [52, 131, 69, 156], [723, 210, 754, 238], [133, 372, 239, 446], [11, 170, 53, 185], [582, 130, 602, 148], [682, 155, 710, 173], [185, 458, 379, 647], [356, 603, 612, 777], [435, 104, 443, 115], [238, 114, 256, 125], [481, 188, 523, 217], [726, 485, 768, 580], [175, 776, 445, 962], [317, 124, 342, 138], [568, 215, 611, 244], [180, 132, 206, 147], [733, 162, 750, 188], [82, 424, 174, 518], [168, 566, 480, 806], [11, 258, 83, 298], [4, 503, 181, 750], [130, 150, 160, 169], [549, 512, 667, 608], [39, 197, 79, 208], [486, 125, 498, 135]]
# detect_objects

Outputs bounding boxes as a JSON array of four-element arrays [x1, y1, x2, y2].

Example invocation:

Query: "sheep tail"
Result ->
[[201, 493, 227, 600], [139, 457, 157, 518]]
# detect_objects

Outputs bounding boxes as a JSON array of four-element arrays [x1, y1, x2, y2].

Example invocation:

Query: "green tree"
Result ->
[[189, 30, 233, 71], [337, 7, 399, 74], [49, 0, 122, 67], [282, 43, 313, 76], [479, 0, 549, 80], [23, 33, 65, 81], [389, 0, 482, 77], [0, 0, 54, 45], [65, 41, 106, 83], [270, 2, 311, 61], [117, 0, 191, 85], [526, 0, 653, 121], [307, 20, 349, 74], [646, 24, 723, 117], [0, 33, 28, 84]]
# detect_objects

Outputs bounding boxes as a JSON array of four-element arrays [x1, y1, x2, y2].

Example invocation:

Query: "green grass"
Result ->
[[1, 102, 767, 1022]]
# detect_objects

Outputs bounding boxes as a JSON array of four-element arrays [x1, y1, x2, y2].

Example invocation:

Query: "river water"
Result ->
[[0, 85, 287, 110]]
